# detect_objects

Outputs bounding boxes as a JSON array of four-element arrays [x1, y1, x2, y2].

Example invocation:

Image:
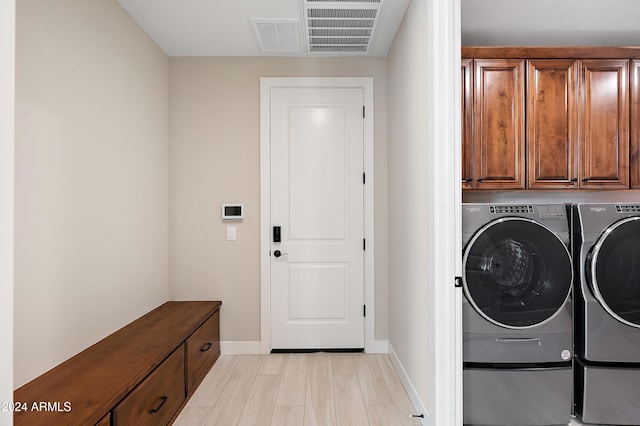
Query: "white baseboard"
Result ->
[[220, 341, 261, 355], [388, 343, 430, 425]]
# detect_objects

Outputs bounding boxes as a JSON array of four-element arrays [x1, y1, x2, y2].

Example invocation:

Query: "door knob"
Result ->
[[273, 250, 288, 258]]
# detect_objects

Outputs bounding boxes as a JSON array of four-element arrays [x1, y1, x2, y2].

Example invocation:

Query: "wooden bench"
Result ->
[[14, 301, 221, 426]]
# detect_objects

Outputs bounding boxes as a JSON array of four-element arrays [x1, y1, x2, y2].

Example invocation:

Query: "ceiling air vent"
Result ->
[[250, 19, 302, 53], [302, 0, 384, 54]]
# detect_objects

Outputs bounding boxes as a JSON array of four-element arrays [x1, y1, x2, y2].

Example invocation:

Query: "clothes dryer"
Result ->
[[463, 203, 573, 426], [572, 203, 640, 425]]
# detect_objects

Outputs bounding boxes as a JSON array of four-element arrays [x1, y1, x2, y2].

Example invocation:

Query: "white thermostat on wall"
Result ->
[[222, 203, 244, 221]]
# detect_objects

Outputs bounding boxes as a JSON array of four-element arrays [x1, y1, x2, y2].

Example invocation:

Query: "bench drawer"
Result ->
[[186, 310, 220, 391], [113, 346, 185, 426]]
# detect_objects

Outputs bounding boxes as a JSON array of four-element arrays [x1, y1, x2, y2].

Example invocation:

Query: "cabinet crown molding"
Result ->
[[462, 46, 640, 59]]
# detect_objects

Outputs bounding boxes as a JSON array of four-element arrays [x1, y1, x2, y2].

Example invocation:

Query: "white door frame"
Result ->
[[0, 0, 15, 409], [260, 77, 376, 354], [426, 0, 463, 424]]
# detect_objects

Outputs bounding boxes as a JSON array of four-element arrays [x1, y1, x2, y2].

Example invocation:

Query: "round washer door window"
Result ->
[[589, 216, 640, 328], [463, 217, 572, 329]]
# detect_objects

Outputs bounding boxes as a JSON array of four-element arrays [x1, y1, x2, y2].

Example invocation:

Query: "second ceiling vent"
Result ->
[[250, 19, 303, 53], [302, 0, 384, 54]]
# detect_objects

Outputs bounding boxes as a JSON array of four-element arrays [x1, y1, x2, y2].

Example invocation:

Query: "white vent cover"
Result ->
[[302, 0, 384, 54], [250, 19, 302, 52]]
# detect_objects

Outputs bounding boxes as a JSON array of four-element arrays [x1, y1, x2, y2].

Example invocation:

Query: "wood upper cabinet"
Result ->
[[579, 59, 629, 189], [631, 60, 640, 188], [527, 60, 579, 189], [461, 59, 473, 188], [462, 49, 637, 191], [472, 59, 526, 189]]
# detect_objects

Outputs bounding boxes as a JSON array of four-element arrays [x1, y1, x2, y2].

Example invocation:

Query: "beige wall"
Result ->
[[14, 0, 169, 387], [387, 0, 432, 414], [169, 57, 389, 344], [1, 0, 15, 413]]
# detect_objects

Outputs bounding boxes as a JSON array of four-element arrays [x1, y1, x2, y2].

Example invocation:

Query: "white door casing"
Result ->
[[260, 78, 376, 354]]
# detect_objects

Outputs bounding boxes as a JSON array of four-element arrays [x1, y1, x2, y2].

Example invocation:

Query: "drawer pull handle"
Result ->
[[149, 395, 168, 414], [200, 342, 212, 352]]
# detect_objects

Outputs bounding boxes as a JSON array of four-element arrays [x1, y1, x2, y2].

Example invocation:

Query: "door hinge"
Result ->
[[363, 305, 366, 317], [362, 105, 365, 119], [363, 239, 366, 250], [455, 276, 463, 288], [363, 172, 366, 184]]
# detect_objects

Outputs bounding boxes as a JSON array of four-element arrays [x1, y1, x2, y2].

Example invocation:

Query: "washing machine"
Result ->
[[572, 203, 640, 425], [462, 203, 573, 426]]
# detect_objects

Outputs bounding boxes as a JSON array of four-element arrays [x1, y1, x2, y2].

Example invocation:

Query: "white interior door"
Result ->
[[270, 87, 365, 350]]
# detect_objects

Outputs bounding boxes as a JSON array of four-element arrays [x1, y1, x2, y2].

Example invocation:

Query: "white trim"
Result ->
[[452, 0, 464, 422], [221, 341, 262, 355], [426, 0, 462, 425], [0, 0, 15, 415], [260, 77, 375, 354], [388, 343, 429, 425]]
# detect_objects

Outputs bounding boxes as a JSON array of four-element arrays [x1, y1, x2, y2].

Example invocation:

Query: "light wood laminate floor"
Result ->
[[174, 353, 422, 426]]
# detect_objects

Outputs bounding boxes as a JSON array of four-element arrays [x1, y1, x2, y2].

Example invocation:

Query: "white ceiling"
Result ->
[[115, 0, 640, 57], [462, 0, 640, 47], [115, 0, 411, 57]]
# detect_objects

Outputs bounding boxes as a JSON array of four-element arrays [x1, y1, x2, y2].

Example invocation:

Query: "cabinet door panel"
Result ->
[[462, 59, 474, 188], [527, 60, 579, 188], [631, 60, 640, 188], [474, 59, 525, 189], [580, 59, 629, 188]]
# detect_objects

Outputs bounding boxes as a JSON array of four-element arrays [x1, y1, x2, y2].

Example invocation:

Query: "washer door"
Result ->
[[588, 216, 640, 328], [463, 217, 572, 329]]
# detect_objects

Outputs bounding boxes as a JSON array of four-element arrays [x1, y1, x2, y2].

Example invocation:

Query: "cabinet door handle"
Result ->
[[477, 178, 484, 183], [582, 178, 589, 182], [570, 178, 578, 182], [149, 395, 168, 414], [200, 342, 212, 352], [464, 178, 473, 182]]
